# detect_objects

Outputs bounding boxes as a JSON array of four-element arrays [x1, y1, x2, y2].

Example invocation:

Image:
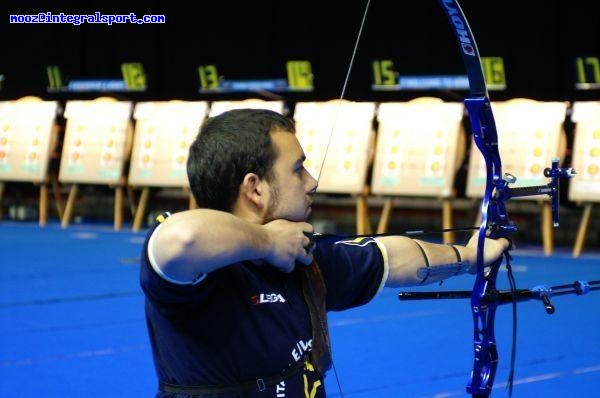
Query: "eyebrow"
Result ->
[[293, 155, 306, 168]]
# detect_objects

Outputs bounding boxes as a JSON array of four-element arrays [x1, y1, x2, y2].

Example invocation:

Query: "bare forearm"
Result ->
[[379, 236, 474, 287], [152, 209, 270, 277], [150, 209, 313, 281]]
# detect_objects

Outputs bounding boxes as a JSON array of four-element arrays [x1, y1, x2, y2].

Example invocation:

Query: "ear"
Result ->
[[240, 173, 267, 209]]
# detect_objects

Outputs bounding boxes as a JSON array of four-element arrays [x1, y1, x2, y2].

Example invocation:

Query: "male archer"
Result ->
[[139, 108, 510, 397]]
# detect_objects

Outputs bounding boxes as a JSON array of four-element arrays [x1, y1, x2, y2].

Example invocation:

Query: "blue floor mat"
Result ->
[[1, 221, 599, 397]]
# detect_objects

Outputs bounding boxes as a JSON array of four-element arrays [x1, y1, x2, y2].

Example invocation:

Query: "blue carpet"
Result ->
[[1, 221, 599, 397]]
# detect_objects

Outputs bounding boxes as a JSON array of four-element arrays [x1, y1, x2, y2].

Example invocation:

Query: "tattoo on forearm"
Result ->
[[417, 261, 472, 281]]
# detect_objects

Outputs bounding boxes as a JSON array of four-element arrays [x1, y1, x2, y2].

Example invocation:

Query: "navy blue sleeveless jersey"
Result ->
[[140, 225, 387, 398]]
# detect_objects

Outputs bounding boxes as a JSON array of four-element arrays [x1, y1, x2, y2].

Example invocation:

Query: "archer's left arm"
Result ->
[[378, 235, 510, 287]]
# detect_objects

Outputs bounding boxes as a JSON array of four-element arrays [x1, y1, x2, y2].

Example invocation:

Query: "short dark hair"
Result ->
[[187, 108, 295, 211]]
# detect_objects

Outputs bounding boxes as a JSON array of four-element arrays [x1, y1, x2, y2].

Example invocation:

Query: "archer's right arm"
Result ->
[[149, 209, 314, 283]]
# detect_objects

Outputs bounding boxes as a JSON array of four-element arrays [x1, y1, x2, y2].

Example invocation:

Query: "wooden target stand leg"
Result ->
[[61, 184, 79, 228], [356, 196, 371, 235], [376, 197, 393, 234], [39, 183, 48, 226], [541, 201, 554, 256], [442, 198, 455, 244], [114, 185, 123, 231], [356, 186, 371, 235], [38, 173, 65, 227], [132, 187, 150, 232], [573, 203, 593, 258]]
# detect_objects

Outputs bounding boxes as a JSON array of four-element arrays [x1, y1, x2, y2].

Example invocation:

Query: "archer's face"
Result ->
[[263, 130, 317, 222]]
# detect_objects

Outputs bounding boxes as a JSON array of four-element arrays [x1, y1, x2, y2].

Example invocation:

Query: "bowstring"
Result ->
[[318, 2, 372, 397], [315, 0, 372, 183]]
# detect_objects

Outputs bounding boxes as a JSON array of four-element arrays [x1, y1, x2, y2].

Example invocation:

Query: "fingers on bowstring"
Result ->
[[303, 231, 316, 254]]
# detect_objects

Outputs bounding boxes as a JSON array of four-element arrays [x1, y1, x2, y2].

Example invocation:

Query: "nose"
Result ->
[[307, 173, 318, 195]]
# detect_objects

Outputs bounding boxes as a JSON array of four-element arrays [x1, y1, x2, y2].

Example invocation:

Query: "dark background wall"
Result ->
[[1, 0, 599, 103]]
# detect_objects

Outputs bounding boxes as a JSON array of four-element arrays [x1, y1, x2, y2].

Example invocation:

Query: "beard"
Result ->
[[263, 180, 280, 223]]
